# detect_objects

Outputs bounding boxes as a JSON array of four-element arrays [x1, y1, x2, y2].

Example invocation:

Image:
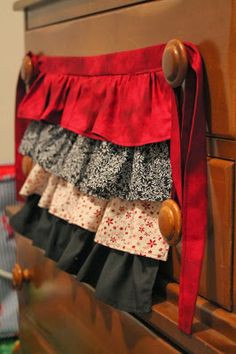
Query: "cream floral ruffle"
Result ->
[[20, 164, 107, 232], [45, 178, 107, 231], [20, 164, 169, 261], [20, 163, 50, 196], [95, 199, 169, 261]]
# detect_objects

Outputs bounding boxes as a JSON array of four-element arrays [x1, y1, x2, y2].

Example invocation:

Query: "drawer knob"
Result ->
[[159, 199, 182, 245], [21, 55, 33, 90], [12, 340, 21, 353], [22, 155, 33, 177], [162, 39, 188, 88], [21, 55, 33, 84], [12, 263, 31, 289]]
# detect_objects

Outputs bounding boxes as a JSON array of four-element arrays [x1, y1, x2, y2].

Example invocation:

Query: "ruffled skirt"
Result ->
[[13, 47, 174, 314]]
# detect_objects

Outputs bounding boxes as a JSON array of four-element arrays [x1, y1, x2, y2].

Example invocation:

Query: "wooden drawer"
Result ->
[[20, 317, 56, 354], [16, 235, 181, 354], [18, 0, 236, 139], [15, 234, 236, 354], [170, 158, 235, 310]]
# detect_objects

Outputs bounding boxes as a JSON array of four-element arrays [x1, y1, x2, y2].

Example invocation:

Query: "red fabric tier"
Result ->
[[17, 44, 174, 146], [15, 42, 207, 335]]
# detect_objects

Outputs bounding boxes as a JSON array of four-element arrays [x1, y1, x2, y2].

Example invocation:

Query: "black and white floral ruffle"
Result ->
[[19, 121, 172, 202]]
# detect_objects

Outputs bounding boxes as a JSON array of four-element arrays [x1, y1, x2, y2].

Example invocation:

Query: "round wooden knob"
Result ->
[[162, 39, 188, 88], [21, 55, 33, 85], [12, 263, 31, 289], [22, 155, 33, 177], [12, 340, 21, 353], [159, 199, 182, 246]]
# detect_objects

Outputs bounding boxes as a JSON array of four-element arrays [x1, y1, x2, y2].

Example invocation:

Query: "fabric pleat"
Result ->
[[77, 245, 159, 313], [57, 227, 95, 274], [10, 194, 43, 239]]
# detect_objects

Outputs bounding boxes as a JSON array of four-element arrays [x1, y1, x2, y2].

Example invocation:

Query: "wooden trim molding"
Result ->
[[13, 0, 48, 10], [207, 137, 236, 161], [233, 164, 236, 311], [13, 0, 149, 14], [138, 282, 236, 354]]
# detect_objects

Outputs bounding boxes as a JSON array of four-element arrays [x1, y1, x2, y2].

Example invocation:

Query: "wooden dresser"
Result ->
[[12, 1, 236, 353]]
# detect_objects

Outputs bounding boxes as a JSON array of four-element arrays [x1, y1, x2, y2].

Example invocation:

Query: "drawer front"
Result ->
[[24, 0, 236, 138], [171, 158, 235, 310], [16, 235, 181, 354], [20, 316, 56, 354]]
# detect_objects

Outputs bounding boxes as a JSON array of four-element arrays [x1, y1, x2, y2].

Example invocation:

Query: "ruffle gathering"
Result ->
[[17, 46, 177, 147], [20, 121, 172, 202], [20, 163, 169, 261]]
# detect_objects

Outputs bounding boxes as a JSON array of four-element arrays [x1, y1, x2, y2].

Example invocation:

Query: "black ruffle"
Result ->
[[10, 195, 89, 263], [10, 194, 43, 239], [10, 197, 159, 313], [77, 245, 159, 313]]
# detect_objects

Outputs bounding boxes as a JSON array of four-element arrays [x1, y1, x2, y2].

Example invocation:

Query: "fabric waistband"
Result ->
[[36, 44, 165, 76]]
